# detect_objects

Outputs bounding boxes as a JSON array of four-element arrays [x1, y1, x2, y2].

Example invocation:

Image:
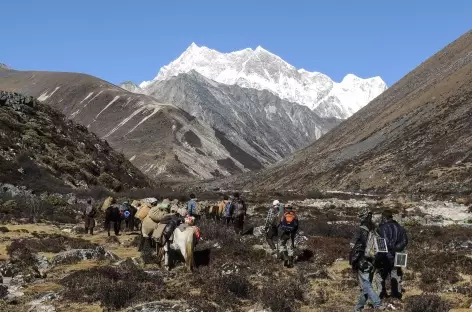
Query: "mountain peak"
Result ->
[[186, 42, 200, 52], [140, 45, 387, 119], [0, 63, 11, 70]]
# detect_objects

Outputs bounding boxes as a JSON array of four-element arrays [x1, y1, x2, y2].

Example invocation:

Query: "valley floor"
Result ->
[[1, 196, 472, 312]]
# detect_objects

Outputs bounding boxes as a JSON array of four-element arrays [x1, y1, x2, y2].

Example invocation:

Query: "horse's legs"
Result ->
[[105, 221, 111, 237], [114, 221, 120, 236], [164, 242, 171, 270], [138, 235, 145, 251]]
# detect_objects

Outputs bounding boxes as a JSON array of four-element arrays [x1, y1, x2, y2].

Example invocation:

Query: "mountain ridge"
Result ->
[[0, 69, 261, 181], [223, 30, 472, 196], [137, 43, 387, 119], [143, 70, 341, 165]]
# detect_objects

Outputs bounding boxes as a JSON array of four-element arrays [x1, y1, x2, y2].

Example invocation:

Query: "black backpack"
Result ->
[[232, 199, 245, 217]]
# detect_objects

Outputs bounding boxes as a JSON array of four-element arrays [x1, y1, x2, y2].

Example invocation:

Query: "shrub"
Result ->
[[0, 285, 7, 299], [405, 295, 451, 312], [98, 172, 122, 192], [0, 226, 9, 233], [6, 240, 37, 268], [59, 263, 163, 309], [260, 277, 305, 312], [11, 234, 98, 254], [306, 237, 350, 266]]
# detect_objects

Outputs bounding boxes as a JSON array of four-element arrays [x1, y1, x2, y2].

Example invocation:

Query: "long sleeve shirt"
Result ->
[[264, 206, 280, 229]]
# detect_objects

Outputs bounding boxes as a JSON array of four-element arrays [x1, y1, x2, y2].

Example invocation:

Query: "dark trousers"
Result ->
[[233, 215, 244, 234], [375, 256, 403, 299], [266, 226, 278, 250], [223, 216, 231, 226], [106, 220, 121, 236], [84, 216, 95, 235]]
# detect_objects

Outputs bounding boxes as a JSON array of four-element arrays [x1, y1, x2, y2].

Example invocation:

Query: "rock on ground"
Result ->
[[51, 247, 119, 266]]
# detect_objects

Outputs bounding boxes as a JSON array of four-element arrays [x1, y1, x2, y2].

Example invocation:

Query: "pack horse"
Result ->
[[159, 224, 199, 272]]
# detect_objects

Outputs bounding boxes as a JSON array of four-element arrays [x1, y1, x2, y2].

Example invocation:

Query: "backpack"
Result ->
[[280, 211, 298, 232], [223, 201, 233, 217], [232, 199, 245, 217], [361, 226, 382, 259]]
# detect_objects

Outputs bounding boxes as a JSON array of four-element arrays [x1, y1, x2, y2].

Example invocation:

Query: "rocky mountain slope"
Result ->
[[0, 70, 260, 181], [136, 43, 387, 119], [0, 91, 149, 192], [230, 30, 472, 196], [143, 70, 340, 164]]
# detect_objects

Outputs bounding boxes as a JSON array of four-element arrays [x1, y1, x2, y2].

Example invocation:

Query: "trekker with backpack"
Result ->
[[230, 192, 247, 234], [218, 195, 230, 224], [187, 194, 199, 220], [374, 210, 408, 300], [83, 198, 97, 235], [278, 204, 298, 268], [264, 200, 282, 253], [349, 208, 386, 311]]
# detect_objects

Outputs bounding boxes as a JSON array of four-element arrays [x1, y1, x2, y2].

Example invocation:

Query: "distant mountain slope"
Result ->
[[144, 70, 340, 164], [0, 70, 259, 181], [0, 91, 149, 192], [231, 30, 472, 196], [137, 43, 387, 119]]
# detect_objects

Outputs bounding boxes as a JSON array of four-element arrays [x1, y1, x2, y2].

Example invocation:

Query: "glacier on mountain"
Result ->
[[138, 43, 387, 119]]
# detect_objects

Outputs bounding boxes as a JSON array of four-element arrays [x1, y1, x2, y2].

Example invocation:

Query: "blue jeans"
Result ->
[[355, 270, 382, 311]]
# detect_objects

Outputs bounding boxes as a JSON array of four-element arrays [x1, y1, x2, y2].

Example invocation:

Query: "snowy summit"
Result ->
[[138, 43, 387, 119]]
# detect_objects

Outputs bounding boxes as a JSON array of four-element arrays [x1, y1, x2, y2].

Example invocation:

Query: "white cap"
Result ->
[[272, 200, 280, 206]]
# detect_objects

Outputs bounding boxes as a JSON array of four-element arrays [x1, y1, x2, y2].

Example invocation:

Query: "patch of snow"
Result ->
[[70, 109, 80, 118], [79, 92, 94, 104], [126, 107, 161, 134], [103, 106, 146, 138], [95, 95, 120, 119], [37, 86, 61, 102]]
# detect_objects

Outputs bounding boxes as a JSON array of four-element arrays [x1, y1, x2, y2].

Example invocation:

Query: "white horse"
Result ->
[[159, 225, 198, 272]]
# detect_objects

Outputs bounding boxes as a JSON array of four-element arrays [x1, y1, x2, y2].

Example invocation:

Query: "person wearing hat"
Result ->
[[264, 200, 282, 253], [349, 208, 385, 311]]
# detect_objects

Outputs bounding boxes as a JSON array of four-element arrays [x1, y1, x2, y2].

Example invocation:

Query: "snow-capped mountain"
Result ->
[[118, 81, 143, 94], [139, 43, 387, 119]]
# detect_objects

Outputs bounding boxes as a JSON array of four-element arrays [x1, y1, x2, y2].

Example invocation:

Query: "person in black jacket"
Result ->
[[349, 208, 385, 311], [374, 210, 408, 299], [231, 193, 247, 235]]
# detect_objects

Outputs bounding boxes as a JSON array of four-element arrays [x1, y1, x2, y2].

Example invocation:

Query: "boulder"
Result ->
[[51, 247, 119, 266]]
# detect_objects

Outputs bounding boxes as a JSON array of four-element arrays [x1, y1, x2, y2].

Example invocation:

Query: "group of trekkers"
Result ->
[[82, 194, 407, 310], [350, 208, 408, 311]]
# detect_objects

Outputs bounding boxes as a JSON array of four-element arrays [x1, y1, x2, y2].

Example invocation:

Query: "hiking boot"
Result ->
[[283, 260, 289, 267], [374, 304, 387, 310]]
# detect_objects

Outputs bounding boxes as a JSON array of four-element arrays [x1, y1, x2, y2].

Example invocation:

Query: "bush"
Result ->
[[260, 277, 305, 312], [60, 262, 163, 309], [306, 237, 350, 266], [6, 240, 37, 268], [405, 295, 451, 312], [98, 172, 122, 192], [9, 234, 98, 254], [302, 218, 356, 239]]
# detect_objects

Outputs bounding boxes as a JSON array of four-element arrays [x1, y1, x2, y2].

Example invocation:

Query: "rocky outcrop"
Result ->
[[51, 247, 119, 265], [0, 91, 150, 192]]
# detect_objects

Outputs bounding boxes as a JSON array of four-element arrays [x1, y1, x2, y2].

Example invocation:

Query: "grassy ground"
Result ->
[[1, 202, 472, 312]]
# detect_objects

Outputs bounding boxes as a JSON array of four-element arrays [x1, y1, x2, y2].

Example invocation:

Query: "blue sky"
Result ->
[[1, 0, 470, 86]]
